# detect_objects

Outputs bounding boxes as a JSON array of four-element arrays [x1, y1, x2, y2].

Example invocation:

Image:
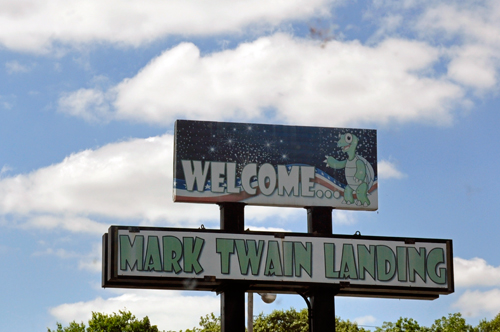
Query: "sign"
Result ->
[[103, 226, 453, 299], [173, 120, 378, 211]]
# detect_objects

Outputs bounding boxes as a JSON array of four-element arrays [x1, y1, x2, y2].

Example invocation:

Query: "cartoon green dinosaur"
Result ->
[[324, 133, 374, 206]]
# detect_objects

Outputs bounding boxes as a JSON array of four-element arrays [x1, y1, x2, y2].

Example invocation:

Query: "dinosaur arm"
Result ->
[[325, 156, 346, 169], [354, 159, 366, 182]]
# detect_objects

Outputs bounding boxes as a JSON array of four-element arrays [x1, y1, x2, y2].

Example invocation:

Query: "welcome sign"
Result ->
[[173, 120, 378, 210], [103, 226, 454, 299]]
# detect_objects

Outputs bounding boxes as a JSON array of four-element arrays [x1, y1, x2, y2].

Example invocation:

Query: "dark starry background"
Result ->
[[174, 120, 377, 189]]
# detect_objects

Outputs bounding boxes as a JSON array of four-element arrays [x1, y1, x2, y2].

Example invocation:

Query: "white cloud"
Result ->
[[246, 225, 292, 232], [0, 133, 312, 234], [245, 205, 357, 227], [0, 0, 334, 53], [78, 243, 103, 273], [446, 44, 497, 90], [354, 315, 376, 326], [378, 160, 406, 180], [245, 206, 300, 224], [59, 34, 464, 128], [32, 247, 78, 259], [374, 0, 500, 91], [417, 1, 500, 46], [32, 242, 102, 272], [452, 289, 500, 318], [332, 210, 358, 226], [59, 88, 113, 123], [366, 0, 500, 92], [417, 1, 500, 90], [49, 290, 220, 331], [1, 165, 13, 177], [0, 95, 14, 110], [0, 134, 221, 230], [5, 60, 31, 73], [23, 215, 108, 234], [450, 258, 500, 318], [371, 0, 419, 10], [454, 257, 500, 287]]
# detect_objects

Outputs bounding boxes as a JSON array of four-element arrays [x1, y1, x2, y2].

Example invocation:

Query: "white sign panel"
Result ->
[[103, 227, 453, 299]]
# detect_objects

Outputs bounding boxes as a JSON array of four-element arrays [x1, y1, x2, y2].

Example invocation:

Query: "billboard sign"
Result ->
[[103, 226, 453, 299], [173, 120, 377, 210]]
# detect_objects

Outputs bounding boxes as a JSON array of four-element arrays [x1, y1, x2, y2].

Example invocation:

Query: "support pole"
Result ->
[[219, 203, 246, 332], [306, 206, 336, 332], [307, 206, 333, 234], [248, 292, 253, 332], [221, 284, 245, 332], [310, 286, 337, 331]]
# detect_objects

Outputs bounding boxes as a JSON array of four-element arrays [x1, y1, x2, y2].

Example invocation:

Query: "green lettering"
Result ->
[[377, 245, 396, 281], [120, 235, 144, 271], [144, 236, 162, 271], [283, 241, 294, 277], [163, 236, 183, 273], [216, 239, 235, 274], [294, 242, 312, 277], [408, 247, 426, 282], [264, 241, 283, 276], [427, 248, 447, 284], [397, 246, 407, 282], [235, 239, 264, 276], [339, 244, 358, 279], [183, 237, 204, 274], [358, 245, 376, 280], [324, 243, 339, 278]]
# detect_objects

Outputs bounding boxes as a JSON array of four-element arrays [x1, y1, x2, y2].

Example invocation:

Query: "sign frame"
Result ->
[[173, 120, 378, 211], [102, 226, 454, 300]]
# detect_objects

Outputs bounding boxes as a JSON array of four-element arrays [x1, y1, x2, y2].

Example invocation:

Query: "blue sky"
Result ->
[[1, 0, 500, 330]]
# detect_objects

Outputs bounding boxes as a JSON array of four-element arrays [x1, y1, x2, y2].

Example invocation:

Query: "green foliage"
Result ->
[[376, 313, 480, 332], [335, 316, 369, 332], [48, 307, 500, 332], [197, 313, 221, 332], [477, 312, 500, 332], [47, 322, 86, 332], [375, 317, 428, 332], [253, 308, 309, 332], [431, 313, 475, 332], [172, 313, 221, 332], [48, 310, 161, 332], [170, 308, 366, 332]]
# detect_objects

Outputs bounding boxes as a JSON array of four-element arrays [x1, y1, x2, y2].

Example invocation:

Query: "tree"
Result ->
[[253, 308, 368, 332], [335, 317, 370, 332], [47, 310, 162, 332], [48, 322, 86, 332], [375, 317, 429, 332], [253, 308, 309, 332], [50, 308, 500, 332], [169, 308, 367, 332], [171, 313, 221, 332], [376, 313, 480, 332], [477, 312, 500, 332], [430, 313, 475, 332]]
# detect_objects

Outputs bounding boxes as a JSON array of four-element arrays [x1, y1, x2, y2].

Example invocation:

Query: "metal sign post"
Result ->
[[248, 292, 254, 332], [307, 206, 337, 331], [219, 202, 246, 332]]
